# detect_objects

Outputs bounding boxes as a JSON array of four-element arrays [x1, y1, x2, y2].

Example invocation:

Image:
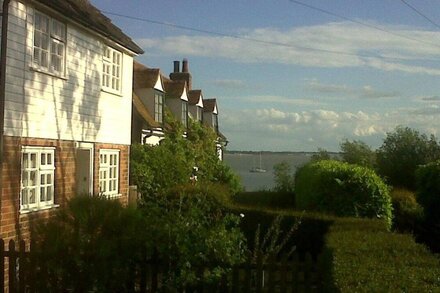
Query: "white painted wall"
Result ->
[[2, 1, 134, 145]]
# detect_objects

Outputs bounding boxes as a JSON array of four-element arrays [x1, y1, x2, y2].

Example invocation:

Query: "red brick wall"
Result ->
[[0, 136, 130, 243]]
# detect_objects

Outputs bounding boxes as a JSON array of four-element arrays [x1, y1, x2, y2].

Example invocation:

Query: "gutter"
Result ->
[[0, 0, 11, 164]]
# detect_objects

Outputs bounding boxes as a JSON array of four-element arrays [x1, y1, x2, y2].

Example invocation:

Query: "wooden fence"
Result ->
[[1, 239, 319, 292]]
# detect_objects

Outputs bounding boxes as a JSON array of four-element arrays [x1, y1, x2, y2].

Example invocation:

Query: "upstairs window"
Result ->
[[21, 147, 55, 211], [33, 11, 66, 75], [197, 107, 203, 122], [102, 46, 122, 93], [212, 114, 218, 131], [181, 101, 188, 127], [154, 92, 164, 123], [99, 150, 119, 198]]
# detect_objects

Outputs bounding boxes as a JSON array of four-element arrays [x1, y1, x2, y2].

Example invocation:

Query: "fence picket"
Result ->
[[1, 239, 318, 292]]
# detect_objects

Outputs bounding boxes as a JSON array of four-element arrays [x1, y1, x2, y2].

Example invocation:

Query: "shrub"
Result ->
[[415, 161, 440, 252], [273, 161, 295, 193], [30, 196, 146, 292], [321, 217, 440, 292], [295, 160, 392, 228], [232, 191, 295, 209], [390, 188, 423, 233], [140, 183, 247, 289]]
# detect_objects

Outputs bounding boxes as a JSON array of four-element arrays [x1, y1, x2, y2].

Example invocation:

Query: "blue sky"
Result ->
[[91, 0, 440, 151]]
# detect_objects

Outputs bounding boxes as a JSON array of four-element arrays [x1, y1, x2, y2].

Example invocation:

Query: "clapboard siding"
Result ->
[[2, 0, 133, 145]]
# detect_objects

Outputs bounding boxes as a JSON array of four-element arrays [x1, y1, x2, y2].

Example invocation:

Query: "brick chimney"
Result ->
[[169, 58, 192, 90]]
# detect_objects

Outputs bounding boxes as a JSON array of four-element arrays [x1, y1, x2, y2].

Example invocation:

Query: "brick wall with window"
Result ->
[[1, 137, 129, 242]]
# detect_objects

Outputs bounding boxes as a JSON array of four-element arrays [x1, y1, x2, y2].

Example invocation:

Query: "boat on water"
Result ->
[[249, 153, 267, 173]]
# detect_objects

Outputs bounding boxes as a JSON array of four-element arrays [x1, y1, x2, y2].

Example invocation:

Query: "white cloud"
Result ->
[[137, 21, 440, 75], [221, 106, 440, 151], [305, 80, 399, 99], [211, 79, 247, 89]]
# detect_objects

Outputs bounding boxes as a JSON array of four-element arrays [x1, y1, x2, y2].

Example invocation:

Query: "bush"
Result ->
[[273, 161, 295, 193], [295, 160, 392, 228], [390, 188, 423, 233], [30, 196, 146, 292], [340, 139, 376, 168], [232, 191, 295, 209], [140, 183, 247, 289], [321, 217, 440, 292], [415, 161, 440, 252]]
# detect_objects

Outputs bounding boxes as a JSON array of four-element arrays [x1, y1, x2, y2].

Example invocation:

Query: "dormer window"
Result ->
[[154, 92, 164, 123], [212, 114, 218, 131], [197, 107, 203, 122], [33, 11, 66, 75], [102, 46, 122, 94], [182, 102, 188, 127]]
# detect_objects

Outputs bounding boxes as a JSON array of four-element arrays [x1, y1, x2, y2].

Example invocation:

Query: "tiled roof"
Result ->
[[133, 62, 161, 89], [164, 80, 186, 99], [34, 0, 143, 54], [132, 93, 160, 128], [203, 99, 217, 113], [188, 90, 203, 105]]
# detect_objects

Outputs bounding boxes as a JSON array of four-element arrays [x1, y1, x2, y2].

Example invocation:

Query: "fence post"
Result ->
[[291, 252, 299, 292], [18, 240, 26, 293], [29, 240, 36, 293], [255, 251, 263, 293], [304, 253, 313, 290], [243, 259, 252, 293], [279, 254, 288, 292], [8, 240, 16, 292], [0, 239, 4, 293], [151, 249, 158, 293], [266, 254, 276, 292]]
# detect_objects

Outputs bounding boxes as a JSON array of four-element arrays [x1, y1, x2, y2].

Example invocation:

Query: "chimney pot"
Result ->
[[182, 58, 189, 73], [173, 60, 180, 73]]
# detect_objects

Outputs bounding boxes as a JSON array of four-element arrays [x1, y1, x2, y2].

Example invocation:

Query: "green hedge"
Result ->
[[232, 191, 295, 209], [321, 217, 440, 292], [295, 160, 392, 228]]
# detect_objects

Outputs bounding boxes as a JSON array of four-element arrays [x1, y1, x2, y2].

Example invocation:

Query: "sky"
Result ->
[[91, 0, 440, 152]]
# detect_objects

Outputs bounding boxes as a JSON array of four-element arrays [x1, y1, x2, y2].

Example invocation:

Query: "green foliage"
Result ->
[[310, 147, 332, 162], [251, 214, 301, 262], [295, 160, 393, 228], [273, 161, 295, 193], [140, 183, 247, 288], [130, 118, 242, 200], [376, 126, 440, 189], [232, 191, 295, 209], [415, 161, 440, 252], [390, 188, 423, 233], [340, 139, 376, 168], [322, 217, 440, 292], [30, 196, 146, 292]]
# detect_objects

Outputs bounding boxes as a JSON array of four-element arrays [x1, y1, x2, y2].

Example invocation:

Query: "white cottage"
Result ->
[[0, 0, 143, 241]]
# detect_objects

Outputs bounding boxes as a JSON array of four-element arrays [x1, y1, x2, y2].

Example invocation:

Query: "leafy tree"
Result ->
[[273, 161, 294, 192], [340, 139, 376, 168], [310, 147, 332, 162], [376, 126, 440, 189]]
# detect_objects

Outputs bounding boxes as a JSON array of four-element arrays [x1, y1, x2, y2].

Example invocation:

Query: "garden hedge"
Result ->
[[295, 160, 392, 228], [321, 217, 440, 292]]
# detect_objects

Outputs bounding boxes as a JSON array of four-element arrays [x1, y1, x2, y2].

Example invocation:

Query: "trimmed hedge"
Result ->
[[295, 160, 392, 228], [322, 217, 440, 292], [232, 191, 295, 209], [390, 188, 423, 233]]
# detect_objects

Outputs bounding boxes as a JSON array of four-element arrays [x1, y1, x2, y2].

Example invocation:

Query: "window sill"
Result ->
[[30, 66, 67, 80], [101, 87, 123, 97], [20, 204, 60, 215], [106, 193, 122, 199]]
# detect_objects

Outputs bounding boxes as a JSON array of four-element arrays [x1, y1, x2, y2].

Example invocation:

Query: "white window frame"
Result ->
[[197, 107, 203, 122], [154, 92, 164, 123], [32, 10, 66, 76], [212, 114, 218, 130], [181, 101, 188, 127], [20, 146, 56, 212], [99, 149, 120, 198], [102, 46, 122, 94]]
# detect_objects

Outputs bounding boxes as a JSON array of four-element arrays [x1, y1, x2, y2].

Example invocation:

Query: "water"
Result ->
[[223, 152, 313, 191]]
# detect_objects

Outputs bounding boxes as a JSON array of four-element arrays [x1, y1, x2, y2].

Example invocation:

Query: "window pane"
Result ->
[[30, 153, 37, 168], [29, 171, 36, 186], [40, 174, 46, 184], [40, 187, 46, 201], [41, 153, 46, 165], [47, 173, 52, 184], [47, 153, 52, 165], [29, 188, 36, 203], [22, 190, 28, 205], [47, 187, 52, 201]]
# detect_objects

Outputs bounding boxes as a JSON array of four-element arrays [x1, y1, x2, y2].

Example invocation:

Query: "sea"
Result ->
[[223, 151, 314, 191]]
